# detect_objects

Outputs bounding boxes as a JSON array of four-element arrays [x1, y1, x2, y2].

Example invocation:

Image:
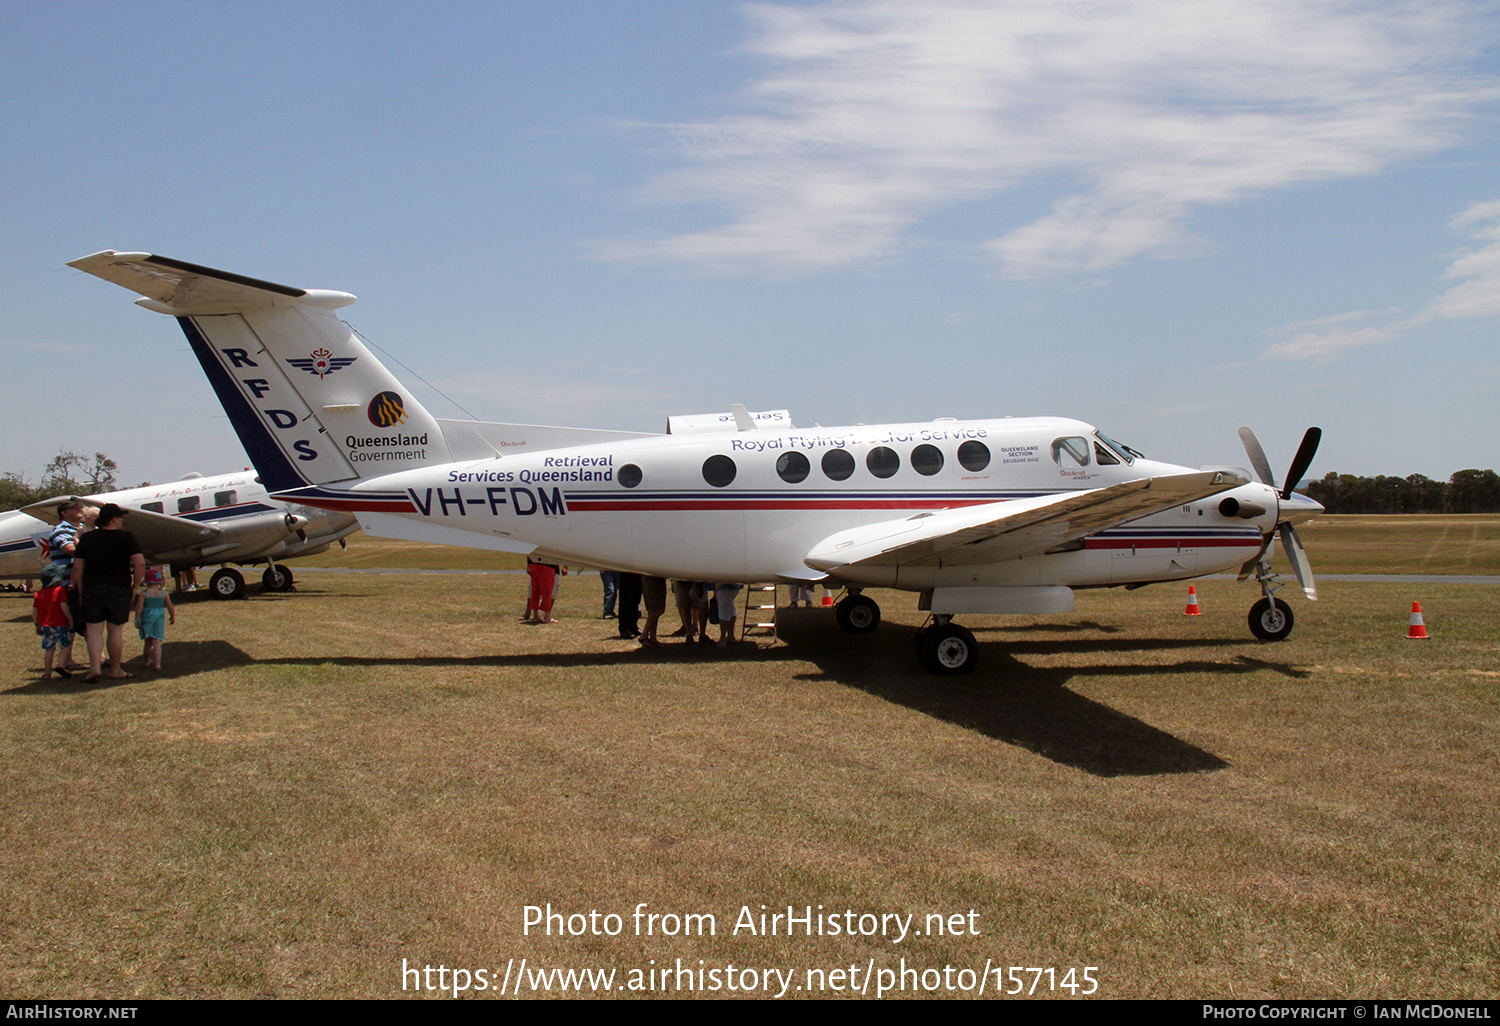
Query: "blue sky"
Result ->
[[4, 0, 1498, 489]]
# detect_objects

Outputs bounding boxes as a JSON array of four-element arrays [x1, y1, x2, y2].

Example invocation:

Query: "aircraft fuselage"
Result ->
[[306, 415, 1281, 589]]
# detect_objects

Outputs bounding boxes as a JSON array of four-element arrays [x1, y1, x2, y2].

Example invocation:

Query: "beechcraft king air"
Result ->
[[69, 250, 1324, 674]]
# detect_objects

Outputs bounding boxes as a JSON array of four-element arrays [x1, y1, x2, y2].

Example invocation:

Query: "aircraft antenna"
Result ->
[[342, 320, 483, 421]]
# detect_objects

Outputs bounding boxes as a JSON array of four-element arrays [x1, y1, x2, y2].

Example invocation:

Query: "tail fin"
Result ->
[[69, 251, 452, 493]]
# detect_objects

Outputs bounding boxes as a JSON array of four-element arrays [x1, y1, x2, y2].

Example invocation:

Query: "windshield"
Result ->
[[1094, 431, 1140, 465]]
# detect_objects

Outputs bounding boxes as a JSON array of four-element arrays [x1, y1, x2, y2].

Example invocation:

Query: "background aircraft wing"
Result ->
[[20, 498, 222, 554], [805, 469, 1248, 572]]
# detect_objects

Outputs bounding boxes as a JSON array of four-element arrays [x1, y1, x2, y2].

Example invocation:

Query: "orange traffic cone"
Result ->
[[1184, 585, 1201, 616], [821, 588, 834, 607], [1406, 601, 1429, 640]]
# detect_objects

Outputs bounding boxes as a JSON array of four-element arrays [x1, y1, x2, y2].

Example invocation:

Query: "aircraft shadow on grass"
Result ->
[[231, 609, 1313, 778]]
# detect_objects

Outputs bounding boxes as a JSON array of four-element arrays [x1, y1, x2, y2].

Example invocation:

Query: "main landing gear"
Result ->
[[261, 563, 295, 593], [834, 591, 978, 675], [834, 593, 881, 633], [914, 618, 978, 675], [209, 567, 245, 600]]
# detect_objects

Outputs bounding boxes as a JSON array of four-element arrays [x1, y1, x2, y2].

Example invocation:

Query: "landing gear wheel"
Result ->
[[1248, 597, 1294, 641], [835, 594, 881, 634], [918, 623, 978, 675], [261, 565, 294, 592], [210, 567, 246, 600]]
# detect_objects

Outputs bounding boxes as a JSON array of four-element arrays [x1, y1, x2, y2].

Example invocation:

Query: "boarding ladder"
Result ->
[[741, 584, 779, 638]]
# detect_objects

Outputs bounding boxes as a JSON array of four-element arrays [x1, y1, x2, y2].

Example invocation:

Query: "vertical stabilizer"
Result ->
[[69, 252, 452, 493]]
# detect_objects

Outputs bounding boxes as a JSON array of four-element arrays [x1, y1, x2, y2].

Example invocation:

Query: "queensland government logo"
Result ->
[[288, 348, 356, 379], [368, 391, 408, 427]]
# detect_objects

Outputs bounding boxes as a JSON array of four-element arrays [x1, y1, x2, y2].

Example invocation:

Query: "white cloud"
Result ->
[[598, 0, 1495, 277], [1266, 198, 1500, 359]]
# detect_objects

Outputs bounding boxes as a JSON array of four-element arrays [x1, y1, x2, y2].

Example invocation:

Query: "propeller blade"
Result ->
[[1281, 427, 1322, 500], [1279, 523, 1318, 601], [1238, 427, 1276, 487]]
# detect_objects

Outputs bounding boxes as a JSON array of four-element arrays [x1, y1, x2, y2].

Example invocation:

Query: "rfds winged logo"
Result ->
[[288, 348, 356, 380]]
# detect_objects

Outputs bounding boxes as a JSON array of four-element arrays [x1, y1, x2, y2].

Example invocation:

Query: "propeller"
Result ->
[[1236, 427, 1322, 600]]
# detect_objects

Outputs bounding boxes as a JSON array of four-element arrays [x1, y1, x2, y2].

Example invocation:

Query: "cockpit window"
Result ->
[[1094, 430, 1137, 465], [1051, 437, 1090, 468], [1093, 442, 1120, 466]]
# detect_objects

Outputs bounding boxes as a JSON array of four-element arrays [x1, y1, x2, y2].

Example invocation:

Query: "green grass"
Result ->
[[0, 516, 1496, 999]]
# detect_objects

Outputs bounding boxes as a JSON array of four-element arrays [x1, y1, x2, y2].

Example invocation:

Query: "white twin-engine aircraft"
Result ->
[[69, 250, 1323, 674], [6, 470, 359, 598]]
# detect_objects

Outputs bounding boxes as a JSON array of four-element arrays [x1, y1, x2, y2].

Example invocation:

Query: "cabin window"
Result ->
[[1051, 437, 1090, 468], [957, 440, 990, 472], [214, 490, 237, 507], [178, 496, 200, 513], [866, 446, 900, 479], [618, 464, 642, 488], [776, 451, 810, 484], [911, 444, 944, 476], [702, 455, 737, 488], [142, 502, 163, 514], [821, 449, 855, 481]]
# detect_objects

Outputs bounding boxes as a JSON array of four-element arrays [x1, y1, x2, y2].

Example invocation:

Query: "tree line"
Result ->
[[1302, 469, 1500, 514], [0, 452, 120, 510]]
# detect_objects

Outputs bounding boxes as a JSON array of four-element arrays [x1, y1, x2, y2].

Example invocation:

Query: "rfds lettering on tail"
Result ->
[[68, 250, 1323, 674]]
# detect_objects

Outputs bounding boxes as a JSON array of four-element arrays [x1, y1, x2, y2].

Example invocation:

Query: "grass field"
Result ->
[[1, 516, 1496, 999]]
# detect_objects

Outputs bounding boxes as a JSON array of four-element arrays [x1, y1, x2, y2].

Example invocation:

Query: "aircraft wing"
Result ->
[[805, 469, 1249, 572], [19, 498, 222, 555]]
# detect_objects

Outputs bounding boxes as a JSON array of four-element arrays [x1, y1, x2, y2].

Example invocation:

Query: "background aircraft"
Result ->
[[8, 470, 358, 598], [68, 250, 1322, 672], [0, 510, 50, 588]]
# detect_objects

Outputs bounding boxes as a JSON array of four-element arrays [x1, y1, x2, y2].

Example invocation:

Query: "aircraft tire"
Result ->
[[919, 624, 978, 675], [261, 566, 294, 592], [1248, 597, 1294, 641], [835, 595, 881, 634], [210, 567, 246, 601]]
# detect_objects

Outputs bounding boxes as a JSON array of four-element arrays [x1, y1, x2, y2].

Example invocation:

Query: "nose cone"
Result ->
[[1280, 491, 1324, 525]]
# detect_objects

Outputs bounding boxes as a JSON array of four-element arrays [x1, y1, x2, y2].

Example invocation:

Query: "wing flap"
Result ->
[[805, 470, 1248, 572]]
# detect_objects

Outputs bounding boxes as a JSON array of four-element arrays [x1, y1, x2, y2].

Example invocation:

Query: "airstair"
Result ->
[[741, 584, 779, 638]]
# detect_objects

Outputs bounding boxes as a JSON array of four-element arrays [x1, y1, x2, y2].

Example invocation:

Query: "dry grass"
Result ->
[[0, 517, 1496, 999]]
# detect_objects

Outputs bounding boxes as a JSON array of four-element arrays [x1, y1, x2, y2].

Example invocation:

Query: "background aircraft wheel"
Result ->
[[919, 624, 978, 675], [835, 594, 881, 634], [1248, 597, 1294, 641], [210, 567, 245, 600], [261, 566, 294, 592]]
